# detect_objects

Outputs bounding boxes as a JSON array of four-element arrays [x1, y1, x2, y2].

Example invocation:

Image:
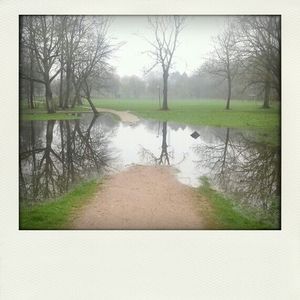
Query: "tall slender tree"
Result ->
[[145, 16, 185, 110], [203, 19, 239, 110], [61, 16, 87, 108]]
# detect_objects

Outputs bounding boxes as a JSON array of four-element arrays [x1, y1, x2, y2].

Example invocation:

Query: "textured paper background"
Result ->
[[0, 0, 300, 299]]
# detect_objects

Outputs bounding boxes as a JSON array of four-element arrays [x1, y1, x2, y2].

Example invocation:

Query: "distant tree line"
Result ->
[[20, 16, 117, 114], [95, 68, 278, 103], [92, 16, 281, 107]]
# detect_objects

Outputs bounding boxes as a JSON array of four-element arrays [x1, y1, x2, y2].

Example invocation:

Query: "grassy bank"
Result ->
[[90, 99, 280, 131], [21, 98, 280, 130], [21, 113, 81, 121], [199, 178, 279, 230], [20, 180, 99, 230], [20, 102, 92, 121]]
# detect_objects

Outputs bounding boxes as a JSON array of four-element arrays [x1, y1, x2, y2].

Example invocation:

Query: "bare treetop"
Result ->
[[145, 16, 185, 74], [202, 18, 240, 109]]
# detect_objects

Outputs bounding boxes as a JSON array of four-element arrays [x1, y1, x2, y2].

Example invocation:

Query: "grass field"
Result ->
[[20, 98, 280, 131], [19, 180, 99, 230], [89, 98, 280, 130]]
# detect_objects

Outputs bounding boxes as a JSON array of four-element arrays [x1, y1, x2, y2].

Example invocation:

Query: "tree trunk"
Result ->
[[59, 62, 64, 108], [86, 95, 98, 115], [29, 78, 34, 109], [25, 80, 30, 109], [28, 17, 35, 109], [72, 92, 82, 107], [45, 81, 55, 113], [225, 75, 231, 110], [71, 74, 83, 107], [71, 87, 80, 108], [162, 72, 169, 110], [64, 65, 71, 109], [84, 81, 98, 115], [77, 95, 82, 105], [29, 52, 35, 109], [71, 95, 76, 108], [263, 80, 271, 109]]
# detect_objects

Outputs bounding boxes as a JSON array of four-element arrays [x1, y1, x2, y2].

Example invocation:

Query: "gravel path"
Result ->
[[71, 165, 213, 229], [96, 108, 139, 124]]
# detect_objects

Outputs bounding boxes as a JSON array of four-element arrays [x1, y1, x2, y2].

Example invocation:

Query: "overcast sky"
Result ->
[[108, 16, 227, 78]]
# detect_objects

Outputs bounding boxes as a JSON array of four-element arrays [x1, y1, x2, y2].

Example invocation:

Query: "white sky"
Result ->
[[108, 16, 227, 78]]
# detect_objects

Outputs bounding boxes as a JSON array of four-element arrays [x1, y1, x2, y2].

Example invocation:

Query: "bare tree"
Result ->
[[20, 17, 40, 109], [61, 16, 88, 109], [21, 16, 62, 113], [27, 17, 35, 109], [72, 17, 116, 114], [145, 16, 185, 110], [20, 16, 118, 114], [203, 19, 239, 110], [238, 16, 281, 108]]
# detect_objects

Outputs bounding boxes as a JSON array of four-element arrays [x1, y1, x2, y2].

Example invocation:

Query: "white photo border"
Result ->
[[1, 0, 299, 299]]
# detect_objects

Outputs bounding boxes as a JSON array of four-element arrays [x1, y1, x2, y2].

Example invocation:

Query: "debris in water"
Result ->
[[190, 131, 200, 139]]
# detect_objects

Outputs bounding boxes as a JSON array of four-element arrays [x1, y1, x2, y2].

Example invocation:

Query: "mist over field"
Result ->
[[20, 16, 280, 107]]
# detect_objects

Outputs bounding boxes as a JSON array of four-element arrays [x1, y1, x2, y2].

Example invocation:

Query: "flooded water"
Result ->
[[20, 113, 280, 221]]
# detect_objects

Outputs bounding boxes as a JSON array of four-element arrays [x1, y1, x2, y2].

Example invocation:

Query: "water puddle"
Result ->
[[20, 113, 280, 218]]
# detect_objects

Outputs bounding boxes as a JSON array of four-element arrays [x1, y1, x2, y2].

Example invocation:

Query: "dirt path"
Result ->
[[96, 108, 139, 124], [72, 165, 213, 229]]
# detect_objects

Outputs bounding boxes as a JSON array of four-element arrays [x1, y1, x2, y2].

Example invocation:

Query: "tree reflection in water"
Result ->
[[194, 128, 280, 219], [139, 121, 186, 166], [20, 116, 115, 203]]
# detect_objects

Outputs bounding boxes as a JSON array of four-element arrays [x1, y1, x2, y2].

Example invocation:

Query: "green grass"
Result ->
[[199, 178, 279, 230], [90, 98, 280, 131], [21, 98, 280, 131], [20, 180, 99, 230], [20, 102, 92, 121], [21, 113, 81, 121]]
